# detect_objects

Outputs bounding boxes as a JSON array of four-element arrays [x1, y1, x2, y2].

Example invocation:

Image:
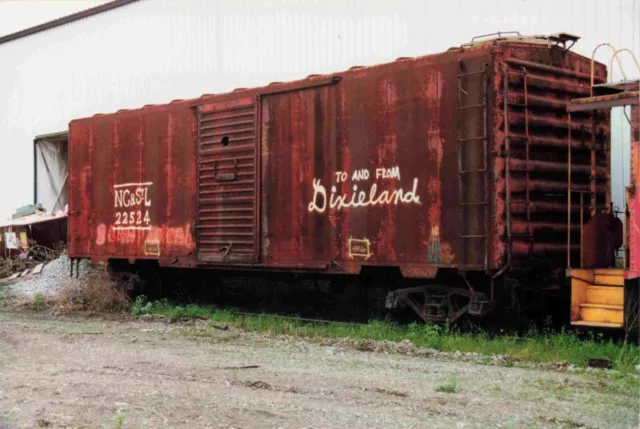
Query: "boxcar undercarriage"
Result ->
[[95, 256, 567, 330]]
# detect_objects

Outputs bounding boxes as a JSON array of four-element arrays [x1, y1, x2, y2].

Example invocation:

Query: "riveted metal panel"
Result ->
[[259, 53, 464, 270], [68, 102, 198, 265]]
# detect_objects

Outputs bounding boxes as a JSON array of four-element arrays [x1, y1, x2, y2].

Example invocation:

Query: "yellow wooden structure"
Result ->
[[565, 45, 639, 331], [567, 268, 624, 328]]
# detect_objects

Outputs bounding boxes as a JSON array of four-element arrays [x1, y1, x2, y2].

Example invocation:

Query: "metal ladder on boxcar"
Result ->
[[503, 65, 534, 256], [457, 63, 490, 270]]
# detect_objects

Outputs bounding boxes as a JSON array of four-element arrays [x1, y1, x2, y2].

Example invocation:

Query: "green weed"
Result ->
[[130, 298, 640, 373], [114, 413, 125, 429], [101, 413, 126, 429], [593, 370, 640, 395], [435, 376, 459, 393], [31, 293, 45, 311]]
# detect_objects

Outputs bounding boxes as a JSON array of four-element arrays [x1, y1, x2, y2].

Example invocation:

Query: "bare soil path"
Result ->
[[0, 311, 637, 429]]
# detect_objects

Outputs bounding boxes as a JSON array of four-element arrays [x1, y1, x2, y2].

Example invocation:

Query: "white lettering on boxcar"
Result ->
[[375, 166, 400, 180], [113, 182, 153, 230], [351, 169, 369, 182], [348, 237, 373, 260], [308, 167, 420, 214], [334, 171, 348, 183]]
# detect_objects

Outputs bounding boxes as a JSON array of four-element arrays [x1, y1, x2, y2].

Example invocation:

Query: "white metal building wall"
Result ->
[[0, 0, 638, 219]]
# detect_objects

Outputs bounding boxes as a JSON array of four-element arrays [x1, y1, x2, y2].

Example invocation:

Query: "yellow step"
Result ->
[[593, 274, 624, 286], [571, 320, 624, 328], [585, 285, 624, 306], [579, 303, 623, 310], [579, 303, 624, 325], [592, 268, 624, 275]]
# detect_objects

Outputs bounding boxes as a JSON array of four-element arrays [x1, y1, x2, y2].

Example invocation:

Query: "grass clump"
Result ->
[[132, 297, 214, 320], [30, 293, 45, 311], [131, 298, 640, 374], [435, 376, 459, 393], [114, 413, 125, 429]]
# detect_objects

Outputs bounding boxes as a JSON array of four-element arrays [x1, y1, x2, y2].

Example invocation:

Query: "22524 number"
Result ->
[[115, 210, 151, 226]]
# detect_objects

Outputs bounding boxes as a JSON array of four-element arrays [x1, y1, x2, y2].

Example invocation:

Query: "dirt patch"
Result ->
[[368, 387, 409, 397], [0, 311, 637, 429]]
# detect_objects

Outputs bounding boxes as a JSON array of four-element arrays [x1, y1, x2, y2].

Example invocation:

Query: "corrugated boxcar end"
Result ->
[[489, 41, 609, 273]]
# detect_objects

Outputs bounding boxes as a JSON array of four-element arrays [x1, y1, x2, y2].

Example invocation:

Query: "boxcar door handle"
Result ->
[[213, 158, 238, 181]]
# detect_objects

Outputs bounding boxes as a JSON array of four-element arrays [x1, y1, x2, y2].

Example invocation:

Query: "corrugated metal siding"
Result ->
[[197, 98, 258, 263], [0, 0, 638, 219]]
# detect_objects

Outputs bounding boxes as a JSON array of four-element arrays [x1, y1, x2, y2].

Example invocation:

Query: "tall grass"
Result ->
[[132, 297, 640, 374]]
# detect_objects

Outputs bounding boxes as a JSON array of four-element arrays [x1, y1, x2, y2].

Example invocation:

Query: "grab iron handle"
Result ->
[[213, 158, 238, 181]]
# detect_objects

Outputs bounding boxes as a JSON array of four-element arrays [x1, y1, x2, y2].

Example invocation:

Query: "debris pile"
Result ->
[[2, 254, 95, 297]]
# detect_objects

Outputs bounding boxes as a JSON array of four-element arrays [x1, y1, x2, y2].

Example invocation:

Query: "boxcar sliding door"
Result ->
[[196, 97, 259, 263]]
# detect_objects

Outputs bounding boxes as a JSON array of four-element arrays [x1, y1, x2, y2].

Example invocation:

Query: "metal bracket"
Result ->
[[468, 297, 492, 316], [214, 158, 238, 181], [218, 242, 233, 260]]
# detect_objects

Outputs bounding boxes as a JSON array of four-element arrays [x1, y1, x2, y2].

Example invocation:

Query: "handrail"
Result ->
[[471, 31, 521, 43], [590, 43, 626, 95], [498, 62, 512, 275], [610, 48, 640, 80], [570, 43, 640, 269]]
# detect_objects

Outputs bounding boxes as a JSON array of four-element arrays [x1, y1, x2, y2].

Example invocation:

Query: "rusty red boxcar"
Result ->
[[68, 33, 611, 322]]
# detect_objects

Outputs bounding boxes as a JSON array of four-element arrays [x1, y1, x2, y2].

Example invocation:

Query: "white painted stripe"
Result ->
[[113, 182, 154, 189], [112, 226, 152, 231]]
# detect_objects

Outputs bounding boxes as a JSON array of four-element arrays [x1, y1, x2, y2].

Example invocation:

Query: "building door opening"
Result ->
[[34, 131, 68, 214]]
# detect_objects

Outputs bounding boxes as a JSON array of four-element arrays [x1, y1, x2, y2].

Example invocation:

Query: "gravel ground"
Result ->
[[0, 311, 637, 429], [4, 255, 94, 297]]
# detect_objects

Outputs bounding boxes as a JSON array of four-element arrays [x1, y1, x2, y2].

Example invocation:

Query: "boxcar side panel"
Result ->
[[260, 57, 464, 271], [68, 104, 198, 264]]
